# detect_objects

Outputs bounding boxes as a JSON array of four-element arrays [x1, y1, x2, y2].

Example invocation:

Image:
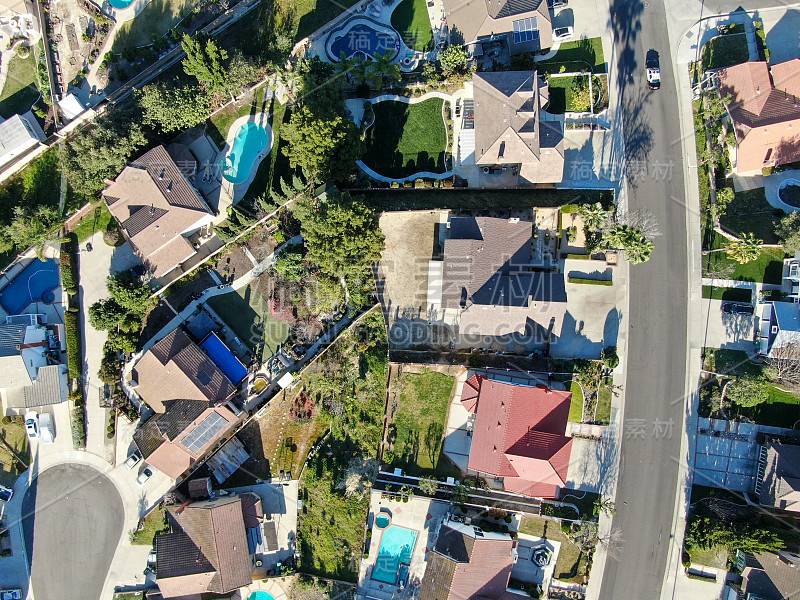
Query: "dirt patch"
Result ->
[[215, 245, 255, 284], [245, 230, 277, 262]]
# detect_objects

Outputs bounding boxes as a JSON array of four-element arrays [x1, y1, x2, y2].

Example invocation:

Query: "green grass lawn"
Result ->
[[0, 420, 30, 487], [295, 0, 360, 40], [536, 37, 606, 73], [131, 505, 168, 545], [595, 385, 611, 423], [720, 188, 781, 244], [72, 203, 114, 243], [206, 286, 290, 363], [391, 0, 433, 51], [519, 516, 585, 582], [569, 381, 584, 422], [112, 0, 196, 51], [701, 33, 749, 70], [389, 370, 460, 479], [546, 75, 592, 113], [363, 99, 448, 178], [701, 286, 752, 302], [703, 229, 785, 284], [0, 52, 39, 119]]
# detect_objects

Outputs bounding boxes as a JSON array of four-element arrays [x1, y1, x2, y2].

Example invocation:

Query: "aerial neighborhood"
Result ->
[[0, 0, 799, 598]]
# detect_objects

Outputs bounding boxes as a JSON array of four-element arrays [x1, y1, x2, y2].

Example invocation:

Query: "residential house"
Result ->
[[431, 216, 567, 340], [758, 440, 800, 513], [0, 321, 66, 415], [726, 550, 800, 600], [470, 71, 564, 184], [0, 113, 45, 169], [716, 59, 800, 173], [460, 373, 572, 498], [756, 300, 800, 358], [442, 0, 553, 54], [103, 145, 216, 282], [155, 494, 263, 598], [419, 521, 521, 600]]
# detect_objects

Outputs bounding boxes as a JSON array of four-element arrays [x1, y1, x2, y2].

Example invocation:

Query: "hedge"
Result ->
[[568, 276, 613, 286], [71, 405, 86, 449], [560, 204, 580, 213], [65, 309, 82, 380], [564, 253, 591, 260], [60, 233, 79, 294]]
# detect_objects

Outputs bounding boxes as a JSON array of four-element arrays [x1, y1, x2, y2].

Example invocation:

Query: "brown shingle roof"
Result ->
[[743, 552, 800, 600], [442, 0, 552, 49]]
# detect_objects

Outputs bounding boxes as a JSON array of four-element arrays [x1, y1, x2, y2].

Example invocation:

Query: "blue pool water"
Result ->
[[0, 259, 59, 315], [329, 23, 401, 61], [200, 332, 248, 384], [108, 0, 135, 8], [247, 593, 275, 600], [221, 122, 270, 184], [372, 525, 418, 584]]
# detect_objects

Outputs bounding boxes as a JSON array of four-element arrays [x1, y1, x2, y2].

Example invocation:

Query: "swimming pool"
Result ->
[[108, 0, 135, 8], [247, 592, 275, 600], [0, 259, 59, 315], [200, 332, 248, 384], [372, 525, 418, 584], [328, 21, 401, 61], [221, 121, 271, 184]]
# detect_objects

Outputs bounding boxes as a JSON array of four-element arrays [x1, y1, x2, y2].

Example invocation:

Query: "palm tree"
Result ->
[[351, 55, 370, 86], [603, 224, 655, 265], [577, 202, 608, 232], [367, 49, 401, 91], [703, 232, 762, 264], [273, 65, 302, 103], [334, 51, 356, 81]]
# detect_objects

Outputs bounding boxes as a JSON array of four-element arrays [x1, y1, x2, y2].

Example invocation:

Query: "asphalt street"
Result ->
[[22, 463, 124, 600], [597, 0, 690, 597]]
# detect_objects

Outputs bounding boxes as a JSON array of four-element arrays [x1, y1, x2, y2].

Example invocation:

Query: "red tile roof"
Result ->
[[467, 377, 572, 498]]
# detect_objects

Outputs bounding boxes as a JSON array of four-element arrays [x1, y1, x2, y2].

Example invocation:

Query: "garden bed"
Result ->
[[701, 33, 749, 70], [0, 417, 30, 487], [719, 187, 781, 244], [702, 229, 784, 284], [546, 75, 592, 114]]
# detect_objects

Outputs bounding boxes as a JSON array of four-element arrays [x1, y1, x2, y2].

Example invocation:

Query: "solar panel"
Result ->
[[512, 17, 539, 44], [197, 369, 212, 386], [180, 411, 228, 453]]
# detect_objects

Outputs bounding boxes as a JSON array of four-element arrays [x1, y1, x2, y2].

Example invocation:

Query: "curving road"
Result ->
[[597, 0, 690, 597], [22, 464, 124, 600]]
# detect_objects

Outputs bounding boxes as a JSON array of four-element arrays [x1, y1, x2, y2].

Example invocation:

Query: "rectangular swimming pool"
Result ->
[[200, 332, 248, 384], [0, 259, 59, 315], [372, 525, 418, 584]]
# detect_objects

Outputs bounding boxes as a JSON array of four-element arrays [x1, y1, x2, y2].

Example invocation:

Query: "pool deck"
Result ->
[[217, 112, 274, 205], [358, 491, 451, 600], [0, 243, 64, 326], [232, 577, 289, 600]]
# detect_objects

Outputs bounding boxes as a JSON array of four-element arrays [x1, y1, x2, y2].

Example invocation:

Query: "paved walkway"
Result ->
[[701, 277, 782, 291]]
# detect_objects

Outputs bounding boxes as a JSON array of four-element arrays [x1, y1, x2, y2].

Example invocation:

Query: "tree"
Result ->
[[421, 61, 442, 84], [137, 80, 210, 133], [107, 329, 137, 354], [337, 455, 378, 498], [4, 205, 61, 256], [577, 202, 608, 232], [274, 65, 303, 103], [450, 483, 468, 505], [715, 187, 734, 218], [89, 298, 130, 330], [687, 516, 784, 554], [726, 377, 770, 407], [282, 105, 361, 180], [766, 342, 800, 386], [603, 224, 654, 264], [272, 244, 307, 282], [418, 477, 439, 496], [107, 272, 155, 317], [777, 211, 800, 254], [367, 50, 401, 91], [601, 346, 619, 370], [62, 113, 147, 198], [181, 33, 228, 96], [293, 190, 384, 278], [98, 346, 121, 384], [703, 91, 731, 125], [725, 233, 762, 264], [439, 45, 469, 74], [593, 497, 616, 516]]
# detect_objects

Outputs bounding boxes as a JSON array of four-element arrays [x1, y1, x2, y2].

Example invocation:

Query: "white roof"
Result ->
[[0, 113, 45, 167], [57, 94, 86, 121], [277, 373, 294, 389]]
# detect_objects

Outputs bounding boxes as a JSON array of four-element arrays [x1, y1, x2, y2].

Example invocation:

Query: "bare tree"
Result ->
[[337, 456, 379, 498], [614, 207, 662, 241], [597, 526, 625, 560], [766, 342, 800, 387]]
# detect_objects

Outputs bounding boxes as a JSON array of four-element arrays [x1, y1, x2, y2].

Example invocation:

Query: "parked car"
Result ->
[[646, 49, 661, 90], [38, 413, 54, 444], [136, 467, 154, 486], [124, 451, 142, 470], [24, 411, 38, 439], [0, 485, 13, 502], [553, 26, 574, 41], [722, 301, 754, 315], [0, 590, 22, 600]]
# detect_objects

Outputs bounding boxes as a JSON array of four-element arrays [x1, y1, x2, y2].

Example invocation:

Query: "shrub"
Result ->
[[560, 204, 580, 213], [1, 416, 11, 425], [65, 310, 82, 380], [103, 228, 122, 247], [60, 233, 79, 293], [107, 431, 115, 439], [71, 405, 86, 448], [602, 345, 619, 370], [568, 276, 613, 286]]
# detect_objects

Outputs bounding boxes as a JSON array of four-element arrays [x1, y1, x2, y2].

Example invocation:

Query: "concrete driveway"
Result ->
[[761, 7, 800, 65], [700, 299, 756, 353], [22, 463, 124, 600]]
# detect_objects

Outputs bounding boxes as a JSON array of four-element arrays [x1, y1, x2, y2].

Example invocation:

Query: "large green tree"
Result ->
[[294, 190, 384, 278], [726, 377, 770, 407], [181, 33, 228, 92], [282, 106, 361, 180], [603, 224, 654, 264], [367, 50, 401, 91], [106, 271, 155, 317], [137, 80, 210, 133], [439, 45, 469, 74], [4, 205, 61, 256], [777, 211, 800, 254]]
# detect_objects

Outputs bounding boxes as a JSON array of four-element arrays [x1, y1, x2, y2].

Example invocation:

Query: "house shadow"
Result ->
[[764, 9, 800, 64]]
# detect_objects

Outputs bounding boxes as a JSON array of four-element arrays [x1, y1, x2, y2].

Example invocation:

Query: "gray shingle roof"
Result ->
[[0, 324, 26, 357], [23, 364, 66, 408], [128, 146, 208, 213], [155, 399, 208, 440]]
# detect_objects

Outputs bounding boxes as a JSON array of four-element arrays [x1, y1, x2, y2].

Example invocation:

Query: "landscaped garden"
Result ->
[[384, 366, 462, 479], [701, 31, 749, 70], [130, 505, 169, 545], [362, 98, 449, 178], [530, 37, 606, 74], [519, 515, 591, 583], [719, 187, 781, 244], [391, 0, 434, 51], [546, 75, 593, 113], [702, 229, 784, 284], [111, 0, 197, 52]]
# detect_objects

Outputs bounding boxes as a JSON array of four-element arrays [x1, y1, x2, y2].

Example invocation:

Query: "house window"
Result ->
[[512, 17, 539, 44], [764, 148, 773, 163]]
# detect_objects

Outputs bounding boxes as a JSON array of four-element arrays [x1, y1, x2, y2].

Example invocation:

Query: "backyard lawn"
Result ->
[[387, 368, 460, 478], [569, 382, 584, 422], [546, 75, 592, 113], [391, 0, 434, 51], [112, 0, 196, 51], [0, 52, 39, 119], [701, 33, 749, 70], [719, 187, 781, 244], [703, 229, 784, 284], [0, 419, 30, 487], [130, 505, 168, 545], [362, 99, 448, 178], [71, 203, 114, 243], [519, 516, 586, 583], [206, 286, 290, 363], [535, 37, 606, 73]]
